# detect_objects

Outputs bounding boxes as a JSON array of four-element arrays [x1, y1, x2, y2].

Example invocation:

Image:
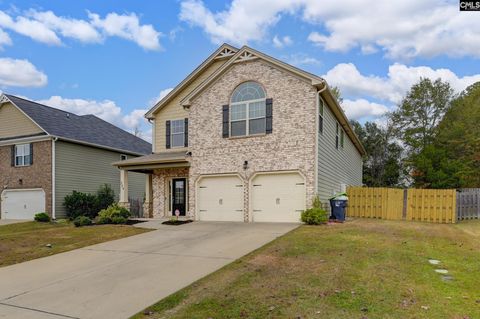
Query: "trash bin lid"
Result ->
[[330, 192, 348, 201]]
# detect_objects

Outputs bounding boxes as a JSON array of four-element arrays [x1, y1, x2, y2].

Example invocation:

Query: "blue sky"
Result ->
[[1, 0, 479, 141]]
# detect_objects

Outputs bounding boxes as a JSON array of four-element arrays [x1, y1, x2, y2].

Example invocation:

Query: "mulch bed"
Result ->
[[162, 220, 194, 226]]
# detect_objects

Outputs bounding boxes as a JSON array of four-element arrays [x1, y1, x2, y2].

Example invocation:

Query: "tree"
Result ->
[[390, 78, 454, 187], [351, 120, 403, 187], [330, 86, 344, 105], [431, 82, 480, 187]]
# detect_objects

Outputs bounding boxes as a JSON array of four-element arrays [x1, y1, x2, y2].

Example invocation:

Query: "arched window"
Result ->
[[230, 82, 266, 136]]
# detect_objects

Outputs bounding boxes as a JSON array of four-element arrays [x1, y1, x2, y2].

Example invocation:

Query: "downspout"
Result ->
[[51, 137, 58, 219], [315, 83, 328, 198]]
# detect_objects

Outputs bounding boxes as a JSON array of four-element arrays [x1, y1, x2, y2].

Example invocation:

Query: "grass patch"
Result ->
[[0, 221, 151, 267], [133, 219, 480, 319]]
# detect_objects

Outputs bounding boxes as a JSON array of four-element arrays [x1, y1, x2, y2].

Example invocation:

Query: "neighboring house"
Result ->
[[0, 94, 151, 220], [114, 44, 365, 222]]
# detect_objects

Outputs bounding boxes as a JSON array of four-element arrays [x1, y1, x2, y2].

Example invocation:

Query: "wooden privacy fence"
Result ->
[[347, 187, 404, 220], [346, 187, 456, 223], [406, 189, 456, 223], [457, 188, 480, 220]]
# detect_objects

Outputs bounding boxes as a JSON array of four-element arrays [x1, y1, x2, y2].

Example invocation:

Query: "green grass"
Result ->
[[0, 221, 151, 267], [132, 219, 480, 319]]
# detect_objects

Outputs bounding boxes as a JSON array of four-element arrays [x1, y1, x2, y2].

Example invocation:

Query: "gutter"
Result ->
[[51, 137, 58, 220], [315, 82, 328, 195]]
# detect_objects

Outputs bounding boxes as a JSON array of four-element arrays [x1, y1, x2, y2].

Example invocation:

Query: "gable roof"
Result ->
[[180, 45, 325, 106], [178, 45, 366, 156], [145, 43, 238, 119], [2, 94, 151, 155]]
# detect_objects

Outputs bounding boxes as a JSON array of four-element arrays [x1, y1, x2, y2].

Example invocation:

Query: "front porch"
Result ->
[[112, 151, 190, 218]]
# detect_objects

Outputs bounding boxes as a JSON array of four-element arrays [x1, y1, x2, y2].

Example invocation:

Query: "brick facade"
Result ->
[[0, 140, 52, 216], [186, 59, 317, 220], [152, 167, 189, 218]]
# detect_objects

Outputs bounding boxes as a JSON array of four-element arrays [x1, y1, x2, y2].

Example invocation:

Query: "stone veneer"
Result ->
[[152, 167, 189, 218], [0, 140, 52, 216], [186, 59, 317, 221]]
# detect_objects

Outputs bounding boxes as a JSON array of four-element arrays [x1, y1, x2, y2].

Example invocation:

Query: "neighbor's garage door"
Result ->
[[1, 189, 45, 220], [197, 175, 244, 221], [251, 172, 305, 222]]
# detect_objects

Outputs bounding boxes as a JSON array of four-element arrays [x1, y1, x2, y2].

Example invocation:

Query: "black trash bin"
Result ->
[[329, 195, 348, 222]]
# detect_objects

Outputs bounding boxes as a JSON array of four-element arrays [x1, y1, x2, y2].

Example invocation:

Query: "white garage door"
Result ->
[[197, 175, 244, 222], [1, 189, 46, 220], [251, 172, 306, 222]]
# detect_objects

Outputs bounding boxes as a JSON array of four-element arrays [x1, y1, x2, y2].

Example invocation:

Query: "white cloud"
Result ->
[[287, 53, 320, 66], [0, 58, 47, 87], [149, 87, 174, 106], [272, 35, 292, 48], [179, 0, 293, 45], [324, 63, 480, 105], [37, 96, 151, 141], [179, 0, 480, 59], [342, 98, 389, 121], [0, 29, 12, 47], [30, 10, 101, 43], [324, 62, 480, 122], [89, 12, 161, 50], [0, 10, 162, 50], [0, 10, 61, 45]]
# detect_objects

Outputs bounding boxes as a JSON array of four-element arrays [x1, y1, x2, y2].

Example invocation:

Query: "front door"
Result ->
[[172, 178, 186, 216]]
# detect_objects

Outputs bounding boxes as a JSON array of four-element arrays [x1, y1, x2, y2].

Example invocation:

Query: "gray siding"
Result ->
[[55, 141, 145, 218], [317, 99, 363, 208]]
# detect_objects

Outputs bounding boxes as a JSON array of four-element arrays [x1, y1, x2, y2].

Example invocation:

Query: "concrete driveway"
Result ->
[[0, 221, 298, 319], [0, 219, 28, 226]]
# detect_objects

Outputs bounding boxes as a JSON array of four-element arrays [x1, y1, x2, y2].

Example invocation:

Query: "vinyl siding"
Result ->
[[0, 102, 43, 138], [154, 60, 226, 152], [55, 141, 145, 218], [317, 99, 363, 208]]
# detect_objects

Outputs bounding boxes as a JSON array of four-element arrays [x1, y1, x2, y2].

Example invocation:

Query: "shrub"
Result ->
[[95, 184, 115, 212], [111, 216, 128, 224], [64, 191, 98, 220], [73, 215, 93, 227], [301, 208, 328, 225], [96, 204, 130, 225], [34, 212, 50, 222]]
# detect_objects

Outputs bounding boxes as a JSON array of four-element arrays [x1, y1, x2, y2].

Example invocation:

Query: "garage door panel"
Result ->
[[197, 176, 244, 222], [1, 189, 45, 220], [251, 173, 305, 223]]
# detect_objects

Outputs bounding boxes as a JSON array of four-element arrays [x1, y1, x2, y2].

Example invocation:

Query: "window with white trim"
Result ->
[[230, 82, 266, 137], [15, 143, 31, 166], [318, 95, 324, 134], [170, 119, 185, 148]]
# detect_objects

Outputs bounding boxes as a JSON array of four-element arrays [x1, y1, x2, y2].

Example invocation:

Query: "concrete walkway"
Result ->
[[0, 221, 298, 319]]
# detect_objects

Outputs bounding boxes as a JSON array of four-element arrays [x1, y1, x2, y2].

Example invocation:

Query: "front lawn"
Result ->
[[0, 221, 151, 267], [133, 219, 480, 319]]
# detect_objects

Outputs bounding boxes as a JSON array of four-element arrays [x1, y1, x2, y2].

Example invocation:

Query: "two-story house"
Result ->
[[0, 94, 151, 220], [114, 44, 365, 222]]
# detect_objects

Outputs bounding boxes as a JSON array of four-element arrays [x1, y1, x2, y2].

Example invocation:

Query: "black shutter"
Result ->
[[166, 120, 171, 149], [184, 118, 188, 147], [222, 105, 229, 138], [29, 143, 33, 165], [11, 145, 15, 166], [266, 98, 273, 134]]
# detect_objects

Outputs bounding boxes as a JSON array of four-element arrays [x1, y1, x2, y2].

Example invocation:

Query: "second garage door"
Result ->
[[251, 172, 306, 222], [197, 175, 244, 222], [1, 189, 46, 220]]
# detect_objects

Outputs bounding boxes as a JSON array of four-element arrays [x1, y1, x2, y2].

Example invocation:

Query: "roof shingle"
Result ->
[[5, 94, 151, 155]]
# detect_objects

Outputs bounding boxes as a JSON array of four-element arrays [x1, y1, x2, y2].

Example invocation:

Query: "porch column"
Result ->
[[119, 169, 130, 209], [143, 174, 153, 218]]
